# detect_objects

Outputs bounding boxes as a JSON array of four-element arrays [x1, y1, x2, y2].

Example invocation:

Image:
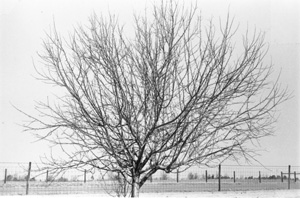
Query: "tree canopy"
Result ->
[[22, 2, 289, 197]]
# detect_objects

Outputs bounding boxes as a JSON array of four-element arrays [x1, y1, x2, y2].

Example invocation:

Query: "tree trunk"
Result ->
[[131, 175, 140, 198]]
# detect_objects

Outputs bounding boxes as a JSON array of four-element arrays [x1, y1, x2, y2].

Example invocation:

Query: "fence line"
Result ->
[[0, 162, 299, 195]]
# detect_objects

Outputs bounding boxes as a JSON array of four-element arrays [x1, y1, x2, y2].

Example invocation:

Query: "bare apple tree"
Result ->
[[22, 2, 288, 197]]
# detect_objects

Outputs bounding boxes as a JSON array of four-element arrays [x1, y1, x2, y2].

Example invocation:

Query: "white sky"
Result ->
[[0, 0, 299, 166]]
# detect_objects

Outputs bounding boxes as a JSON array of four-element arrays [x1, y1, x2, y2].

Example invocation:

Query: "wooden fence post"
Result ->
[[281, 172, 283, 182], [294, 171, 296, 182], [84, 169, 87, 183], [205, 170, 208, 183], [46, 170, 49, 182], [176, 168, 179, 183], [26, 162, 32, 195], [218, 164, 221, 191], [4, 169, 7, 184], [233, 171, 235, 183], [288, 165, 291, 189], [259, 171, 261, 183]]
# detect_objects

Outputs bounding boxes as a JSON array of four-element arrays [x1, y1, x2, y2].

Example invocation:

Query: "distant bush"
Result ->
[[160, 172, 168, 180], [109, 174, 121, 181], [187, 172, 193, 180], [24, 175, 36, 181], [70, 176, 79, 182], [6, 174, 25, 181], [6, 175, 14, 181], [268, 175, 276, 179], [12, 177, 19, 181], [188, 172, 198, 180], [267, 175, 282, 180], [57, 177, 68, 182], [46, 176, 55, 182], [5, 174, 36, 182], [221, 175, 230, 179]]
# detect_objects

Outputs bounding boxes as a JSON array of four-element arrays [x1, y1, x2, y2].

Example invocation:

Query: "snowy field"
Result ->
[[0, 190, 300, 198]]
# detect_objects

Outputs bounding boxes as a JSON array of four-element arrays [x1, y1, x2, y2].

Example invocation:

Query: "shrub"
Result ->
[[30, 177, 36, 181], [57, 177, 68, 182], [107, 172, 129, 197], [46, 176, 55, 182], [160, 172, 168, 180], [222, 176, 230, 179], [71, 176, 79, 182], [13, 176, 19, 181], [188, 172, 193, 180], [6, 175, 14, 181], [188, 172, 199, 180], [109, 173, 123, 181]]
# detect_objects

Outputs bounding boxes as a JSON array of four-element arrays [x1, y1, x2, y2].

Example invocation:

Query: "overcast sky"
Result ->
[[0, 0, 299, 166]]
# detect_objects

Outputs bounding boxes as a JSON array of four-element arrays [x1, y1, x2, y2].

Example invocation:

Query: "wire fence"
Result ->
[[0, 162, 299, 195]]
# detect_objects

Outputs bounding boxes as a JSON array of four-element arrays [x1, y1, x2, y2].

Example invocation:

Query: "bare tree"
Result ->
[[21, 2, 288, 197]]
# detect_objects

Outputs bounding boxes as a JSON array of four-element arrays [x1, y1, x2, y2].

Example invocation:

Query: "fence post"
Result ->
[[233, 171, 235, 183], [218, 164, 221, 191], [259, 171, 261, 183], [26, 162, 32, 195], [46, 170, 49, 182], [294, 171, 296, 182], [176, 168, 179, 183], [281, 172, 283, 182], [84, 169, 87, 183], [4, 169, 7, 184], [288, 165, 291, 189], [205, 170, 208, 183]]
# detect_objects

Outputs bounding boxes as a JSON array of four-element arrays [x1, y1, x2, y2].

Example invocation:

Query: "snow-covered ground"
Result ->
[[1, 190, 299, 198]]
